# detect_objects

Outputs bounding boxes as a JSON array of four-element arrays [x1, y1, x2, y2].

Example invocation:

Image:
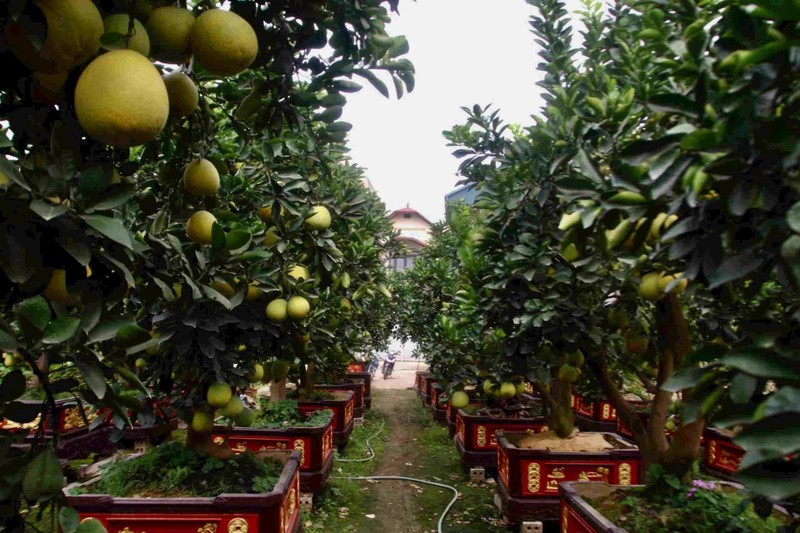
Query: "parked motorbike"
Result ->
[[367, 354, 380, 377], [382, 351, 398, 379]]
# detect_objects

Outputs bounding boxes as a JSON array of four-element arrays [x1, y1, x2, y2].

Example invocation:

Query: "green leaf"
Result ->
[[42, 317, 81, 344], [22, 448, 63, 502], [87, 185, 135, 212], [661, 366, 713, 392], [59, 507, 81, 533], [0, 157, 31, 191], [353, 69, 390, 98], [619, 137, 679, 165], [115, 324, 151, 348], [751, 0, 800, 19], [17, 296, 51, 336], [734, 413, 800, 456], [225, 229, 252, 253], [736, 462, 800, 501], [81, 215, 133, 249], [707, 252, 765, 289], [0, 370, 26, 402], [29, 199, 68, 221], [0, 326, 17, 351], [5, 401, 41, 423], [720, 349, 800, 381], [74, 352, 108, 399], [78, 166, 111, 195], [574, 149, 603, 183], [680, 129, 720, 150], [787, 202, 800, 233], [88, 319, 132, 343]]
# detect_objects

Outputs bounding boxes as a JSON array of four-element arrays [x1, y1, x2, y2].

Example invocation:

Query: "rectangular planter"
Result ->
[[211, 417, 334, 493], [703, 427, 744, 479], [454, 409, 548, 472], [66, 451, 303, 533], [572, 395, 618, 432], [422, 376, 437, 408], [316, 380, 365, 419], [430, 383, 448, 425], [496, 432, 640, 524], [346, 371, 372, 409], [447, 399, 483, 438], [1, 399, 116, 459], [297, 390, 354, 447]]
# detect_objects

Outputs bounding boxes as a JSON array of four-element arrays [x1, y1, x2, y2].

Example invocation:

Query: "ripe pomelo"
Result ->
[[43, 269, 80, 305], [75, 49, 169, 147], [103, 14, 150, 56], [235, 407, 255, 427], [191, 411, 213, 433], [558, 364, 581, 384], [245, 285, 262, 301], [184, 158, 220, 196], [305, 205, 332, 231], [638, 272, 664, 301], [498, 382, 517, 399], [186, 210, 217, 245], [263, 226, 280, 246], [450, 391, 469, 409], [207, 382, 232, 408], [482, 380, 496, 396], [7, 0, 103, 73], [288, 265, 311, 282], [287, 296, 311, 320], [266, 298, 288, 322], [163, 71, 198, 117], [189, 9, 258, 76], [246, 363, 264, 382], [211, 280, 235, 298], [146, 6, 195, 63], [220, 396, 244, 418]]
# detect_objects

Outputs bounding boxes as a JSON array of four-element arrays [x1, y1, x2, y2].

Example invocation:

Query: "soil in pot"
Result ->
[[287, 389, 336, 402], [587, 481, 789, 532], [516, 430, 627, 453], [71, 441, 284, 498]]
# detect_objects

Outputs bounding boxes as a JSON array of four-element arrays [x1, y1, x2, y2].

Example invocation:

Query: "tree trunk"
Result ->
[[302, 362, 316, 398], [270, 379, 287, 404], [533, 376, 574, 438]]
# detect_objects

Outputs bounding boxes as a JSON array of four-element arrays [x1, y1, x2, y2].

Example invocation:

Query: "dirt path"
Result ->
[[366, 389, 427, 533]]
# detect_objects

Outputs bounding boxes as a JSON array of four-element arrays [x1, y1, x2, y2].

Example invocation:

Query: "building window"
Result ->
[[388, 254, 418, 272], [403, 213, 412, 219]]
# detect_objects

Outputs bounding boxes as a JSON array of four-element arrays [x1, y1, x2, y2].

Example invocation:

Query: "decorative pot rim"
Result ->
[[212, 413, 334, 434], [496, 430, 639, 458], [65, 450, 301, 511]]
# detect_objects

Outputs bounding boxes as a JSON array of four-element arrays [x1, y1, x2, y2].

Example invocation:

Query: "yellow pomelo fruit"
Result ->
[[75, 49, 169, 147], [6, 0, 103, 73], [515, 382, 527, 396], [658, 273, 688, 295], [245, 285, 262, 301], [189, 9, 258, 76], [626, 335, 650, 355], [450, 391, 469, 409], [0, 169, 10, 188], [146, 6, 195, 63], [288, 265, 311, 282], [638, 272, 664, 301], [287, 296, 311, 320], [246, 363, 264, 382], [558, 364, 581, 384], [207, 382, 232, 408], [211, 280, 235, 298], [235, 407, 255, 427], [271, 360, 290, 381], [305, 205, 332, 231], [191, 411, 214, 433], [103, 14, 150, 56], [186, 210, 217, 245], [163, 71, 198, 117], [32, 71, 69, 103], [566, 350, 585, 366], [263, 226, 280, 246], [220, 396, 244, 418], [258, 205, 277, 221], [498, 382, 517, 399], [561, 243, 580, 263], [341, 298, 352, 311], [265, 298, 288, 322], [482, 380, 496, 396], [111, 169, 122, 184], [43, 269, 80, 305], [134, 357, 147, 369], [184, 158, 220, 196]]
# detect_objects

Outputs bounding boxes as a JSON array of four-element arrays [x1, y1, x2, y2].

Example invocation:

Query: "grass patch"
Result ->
[[409, 399, 512, 532], [303, 408, 389, 532]]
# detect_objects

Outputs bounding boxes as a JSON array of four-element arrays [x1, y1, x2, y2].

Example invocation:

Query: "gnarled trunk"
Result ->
[[534, 375, 575, 438]]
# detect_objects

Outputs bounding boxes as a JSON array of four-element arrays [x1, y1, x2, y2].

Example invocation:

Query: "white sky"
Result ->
[[343, 0, 584, 223]]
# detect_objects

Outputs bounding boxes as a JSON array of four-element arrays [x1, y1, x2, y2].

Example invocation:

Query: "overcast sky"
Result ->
[[342, 0, 583, 223]]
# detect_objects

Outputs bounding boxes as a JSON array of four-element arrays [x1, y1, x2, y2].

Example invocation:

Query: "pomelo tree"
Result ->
[[0, 0, 413, 529]]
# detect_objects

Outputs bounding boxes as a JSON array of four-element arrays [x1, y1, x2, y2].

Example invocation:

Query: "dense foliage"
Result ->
[[0, 0, 412, 531]]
